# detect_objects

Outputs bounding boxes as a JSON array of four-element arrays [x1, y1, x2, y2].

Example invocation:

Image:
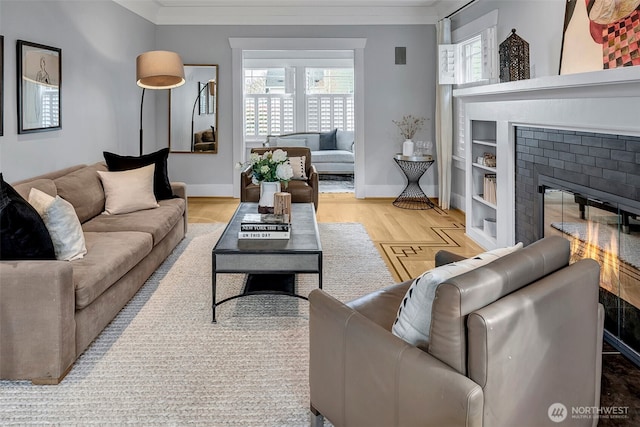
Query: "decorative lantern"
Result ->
[[499, 29, 530, 82]]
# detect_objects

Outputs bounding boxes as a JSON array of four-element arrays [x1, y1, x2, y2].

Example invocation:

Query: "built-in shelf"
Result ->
[[472, 163, 496, 173], [471, 139, 496, 147], [472, 195, 496, 210]]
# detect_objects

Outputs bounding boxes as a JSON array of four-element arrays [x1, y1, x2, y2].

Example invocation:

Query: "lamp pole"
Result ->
[[191, 82, 211, 151], [139, 88, 146, 156]]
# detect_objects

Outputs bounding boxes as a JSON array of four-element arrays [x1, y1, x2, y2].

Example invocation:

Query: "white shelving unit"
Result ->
[[465, 121, 498, 249]]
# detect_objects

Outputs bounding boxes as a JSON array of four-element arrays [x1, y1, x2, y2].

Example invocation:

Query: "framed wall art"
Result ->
[[16, 40, 61, 134], [1, 35, 4, 137], [560, 0, 640, 74]]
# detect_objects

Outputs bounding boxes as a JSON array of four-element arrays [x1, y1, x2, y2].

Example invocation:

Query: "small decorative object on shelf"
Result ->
[[402, 139, 415, 156], [483, 174, 497, 204], [393, 115, 427, 156], [499, 29, 530, 82], [274, 192, 292, 219], [258, 181, 281, 213]]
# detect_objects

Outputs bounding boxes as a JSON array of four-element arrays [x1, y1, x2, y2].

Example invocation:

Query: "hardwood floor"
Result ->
[[188, 193, 485, 282]]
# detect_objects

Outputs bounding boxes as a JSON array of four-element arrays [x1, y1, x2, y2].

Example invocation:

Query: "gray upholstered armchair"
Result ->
[[309, 236, 604, 427]]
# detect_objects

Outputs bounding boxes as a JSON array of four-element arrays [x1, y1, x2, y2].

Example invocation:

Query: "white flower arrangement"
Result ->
[[237, 149, 294, 185]]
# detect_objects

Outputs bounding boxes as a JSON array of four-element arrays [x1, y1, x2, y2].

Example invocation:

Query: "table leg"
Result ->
[[212, 257, 217, 323]]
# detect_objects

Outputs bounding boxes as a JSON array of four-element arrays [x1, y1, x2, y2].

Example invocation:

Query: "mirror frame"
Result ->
[[169, 64, 218, 154]]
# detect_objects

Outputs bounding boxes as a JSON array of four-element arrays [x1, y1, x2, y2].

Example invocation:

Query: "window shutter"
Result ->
[[438, 44, 456, 85], [481, 27, 498, 82]]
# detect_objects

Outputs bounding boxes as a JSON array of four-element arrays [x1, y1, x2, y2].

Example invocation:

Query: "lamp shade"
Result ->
[[136, 50, 185, 89]]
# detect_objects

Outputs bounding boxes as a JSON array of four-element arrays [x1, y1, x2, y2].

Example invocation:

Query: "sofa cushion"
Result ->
[[13, 178, 58, 200], [336, 130, 354, 152], [97, 164, 159, 215], [54, 163, 107, 223], [276, 137, 306, 147], [319, 129, 338, 150], [289, 156, 308, 180], [0, 174, 56, 260], [73, 231, 153, 309], [28, 188, 87, 261], [311, 150, 354, 164], [103, 148, 174, 200], [82, 197, 185, 245], [392, 243, 523, 351]]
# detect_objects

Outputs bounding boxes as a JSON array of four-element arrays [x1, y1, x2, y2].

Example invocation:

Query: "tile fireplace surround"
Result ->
[[454, 66, 640, 365]]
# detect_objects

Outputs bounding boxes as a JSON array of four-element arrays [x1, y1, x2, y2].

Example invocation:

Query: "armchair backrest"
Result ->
[[251, 147, 313, 175], [428, 236, 571, 375]]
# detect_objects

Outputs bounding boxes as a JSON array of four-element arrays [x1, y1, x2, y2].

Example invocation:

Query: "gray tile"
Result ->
[[611, 150, 633, 161], [534, 156, 549, 165], [555, 168, 589, 186], [588, 147, 610, 159], [602, 138, 626, 150], [540, 140, 555, 150], [618, 161, 640, 175], [581, 165, 602, 177], [564, 162, 582, 173], [582, 136, 603, 147], [558, 152, 576, 162], [626, 140, 640, 152], [569, 144, 590, 155], [544, 149, 559, 159], [575, 154, 596, 166], [549, 159, 565, 169], [563, 134, 582, 144]]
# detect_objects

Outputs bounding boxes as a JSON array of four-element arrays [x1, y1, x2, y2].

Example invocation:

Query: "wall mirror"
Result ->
[[169, 64, 218, 153]]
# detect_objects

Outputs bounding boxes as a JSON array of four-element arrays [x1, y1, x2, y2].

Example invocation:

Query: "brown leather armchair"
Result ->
[[309, 236, 604, 427], [241, 147, 319, 210]]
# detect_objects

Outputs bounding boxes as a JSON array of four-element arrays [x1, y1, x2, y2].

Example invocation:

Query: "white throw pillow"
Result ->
[[391, 243, 523, 350], [276, 137, 307, 147], [288, 156, 308, 180], [96, 164, 159, 215], [28, 188, 87, 261]]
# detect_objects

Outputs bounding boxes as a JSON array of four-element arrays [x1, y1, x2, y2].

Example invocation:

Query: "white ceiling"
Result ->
[[113, 0, 467, 25]]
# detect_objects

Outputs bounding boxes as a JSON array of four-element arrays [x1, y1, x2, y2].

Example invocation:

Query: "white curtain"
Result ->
[[435, 18, 453, 210]]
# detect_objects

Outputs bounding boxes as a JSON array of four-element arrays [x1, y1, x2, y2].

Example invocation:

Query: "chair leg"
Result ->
[[310, 405, 324, 427]]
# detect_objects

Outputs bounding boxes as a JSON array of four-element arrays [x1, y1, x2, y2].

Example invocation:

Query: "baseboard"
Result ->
[[186, 184, 234, 197]]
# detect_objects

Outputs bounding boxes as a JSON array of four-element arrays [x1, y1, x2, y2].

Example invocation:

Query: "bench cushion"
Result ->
[[311, 150, 354, 164]]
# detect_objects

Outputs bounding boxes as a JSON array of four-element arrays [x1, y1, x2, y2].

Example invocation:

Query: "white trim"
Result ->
[[115, 3, 440, 25], [187, 184, 234, 197], [231, 37, 367, 199], [451, 9, 498, 43], [229, 38, 367, 50]]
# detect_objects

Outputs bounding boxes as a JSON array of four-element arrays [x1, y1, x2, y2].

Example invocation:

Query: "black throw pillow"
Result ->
[[319, 129, 338, 150], [0, 173, 56, 260], [103, 148, 174, 200]]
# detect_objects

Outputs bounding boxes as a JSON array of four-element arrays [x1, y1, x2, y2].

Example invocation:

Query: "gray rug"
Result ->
[[0, 223, 393, 426], [318, 175, 354, 193]]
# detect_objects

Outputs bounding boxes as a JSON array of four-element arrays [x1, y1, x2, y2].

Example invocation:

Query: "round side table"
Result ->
[[392, 154, 435, 210]]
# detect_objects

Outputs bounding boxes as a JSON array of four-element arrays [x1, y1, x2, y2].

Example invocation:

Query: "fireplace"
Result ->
[[515, 126, 640, 365]]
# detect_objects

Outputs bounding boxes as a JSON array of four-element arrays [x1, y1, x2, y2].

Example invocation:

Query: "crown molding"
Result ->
[[113, 0, 469, 25]]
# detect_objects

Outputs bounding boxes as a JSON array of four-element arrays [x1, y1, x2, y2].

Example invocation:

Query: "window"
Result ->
[[243, 63, 354, 140], [438, 27, 497, 86], [305, 68, 354, 132], [244, 68, 294, 137]]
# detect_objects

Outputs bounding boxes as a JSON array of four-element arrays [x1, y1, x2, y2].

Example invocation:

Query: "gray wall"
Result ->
[[1, 1, 437, 196], [451, 0, 566, 78], [157, 24, 437, 196], [0, 0, 155, 182], [450, 0, 567, 210]]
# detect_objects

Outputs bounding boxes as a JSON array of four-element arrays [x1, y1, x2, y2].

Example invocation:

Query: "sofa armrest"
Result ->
[[308, 165, 319, 209], [309, 289, 483, 427], [0, 260, 76, 383], [171, 182, 188, 233], [240, 166, 254, 202]]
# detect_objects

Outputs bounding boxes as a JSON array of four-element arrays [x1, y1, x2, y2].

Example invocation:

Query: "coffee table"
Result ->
[[211, 202, 323, 322]]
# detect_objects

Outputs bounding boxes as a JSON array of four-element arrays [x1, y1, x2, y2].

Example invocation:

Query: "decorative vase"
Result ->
[[258, 181, 281, 213], [402, 139, 415, 156]]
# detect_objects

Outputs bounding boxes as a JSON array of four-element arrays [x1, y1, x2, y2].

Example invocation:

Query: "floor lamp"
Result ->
[[191, 79, 216, 151], [136, 50, 185, 156]]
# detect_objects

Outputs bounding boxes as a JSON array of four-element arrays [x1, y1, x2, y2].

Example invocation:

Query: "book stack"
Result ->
[[483, 174, 497, 204], [238, 213, 291, 240]]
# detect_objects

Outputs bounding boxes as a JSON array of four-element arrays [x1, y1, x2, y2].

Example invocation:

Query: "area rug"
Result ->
[[318, 175, 354, 193], [0, 222, 393, 426]]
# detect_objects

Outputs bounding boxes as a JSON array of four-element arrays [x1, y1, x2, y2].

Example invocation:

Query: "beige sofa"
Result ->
[[310, 236, 604, 427], [0, 163, 187, 384]]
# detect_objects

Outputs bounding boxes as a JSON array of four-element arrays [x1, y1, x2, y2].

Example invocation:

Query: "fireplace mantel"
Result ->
[[453, 67, 640, 250], [453, 66, 640, 102]]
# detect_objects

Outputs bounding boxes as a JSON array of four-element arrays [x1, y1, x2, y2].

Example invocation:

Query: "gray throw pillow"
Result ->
[[319, 129, 337, 150]]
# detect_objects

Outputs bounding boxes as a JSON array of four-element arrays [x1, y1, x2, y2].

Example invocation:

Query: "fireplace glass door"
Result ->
[[543, 186, 640, 365]]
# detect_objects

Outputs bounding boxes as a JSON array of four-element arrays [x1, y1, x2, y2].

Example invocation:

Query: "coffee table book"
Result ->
[[240, 213, 291, 233], [238, 230, 291, 239]]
